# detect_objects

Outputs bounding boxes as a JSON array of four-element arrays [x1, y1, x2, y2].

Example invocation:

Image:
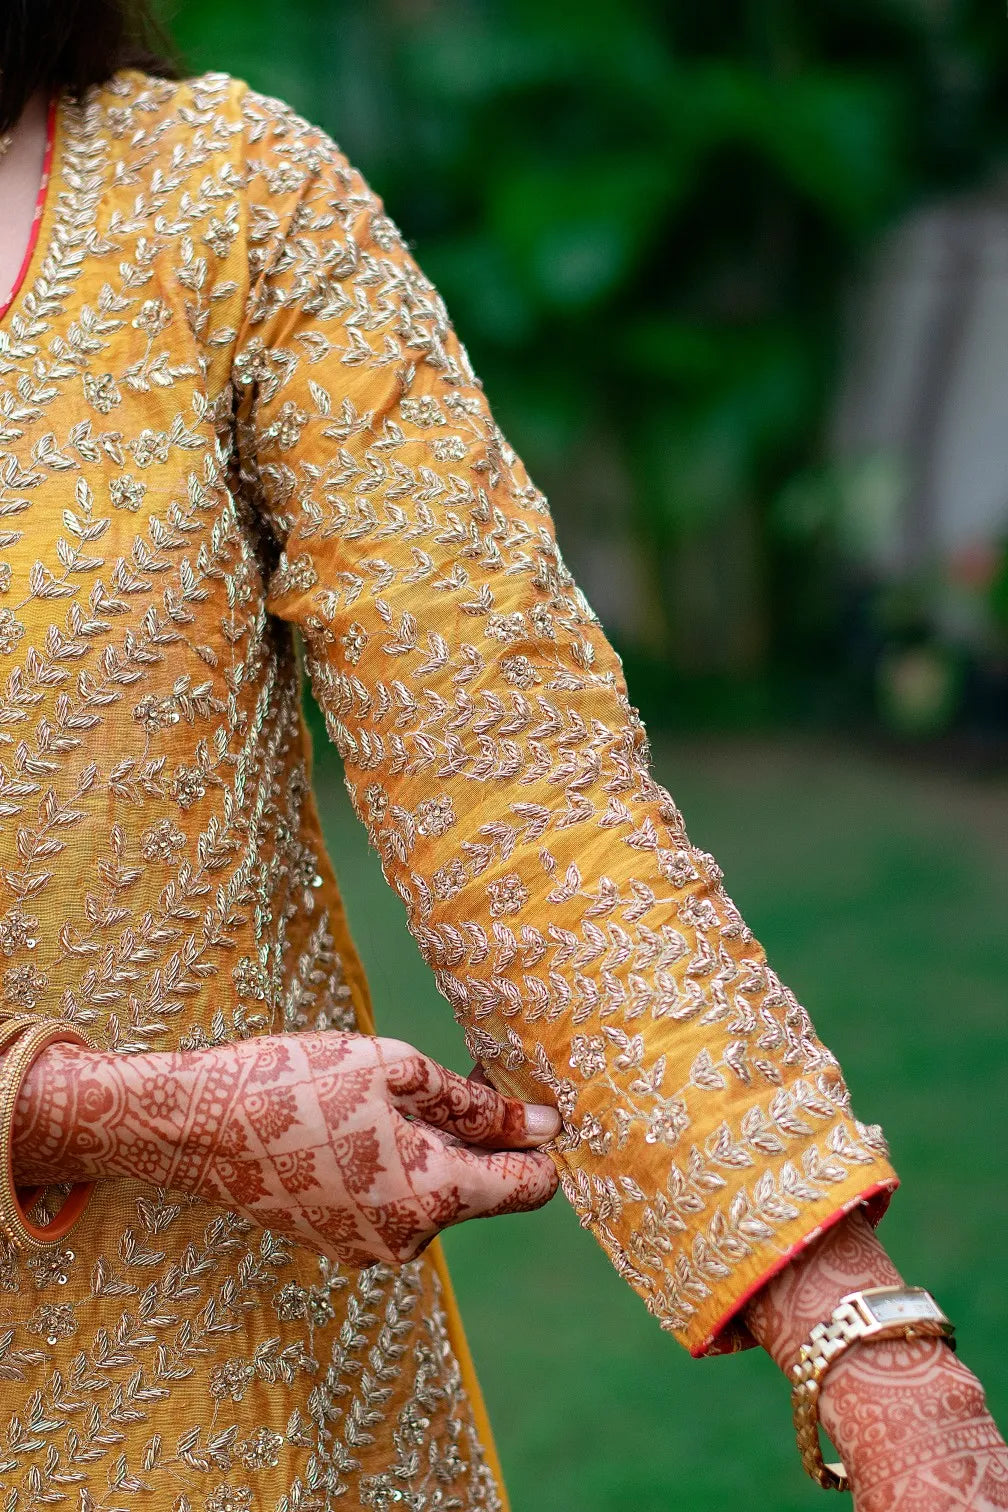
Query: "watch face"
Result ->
[[865, 1289, 942, 1325]]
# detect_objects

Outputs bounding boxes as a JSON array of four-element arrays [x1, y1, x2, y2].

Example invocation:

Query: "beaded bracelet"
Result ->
[[0, 1017, 97, 1251]]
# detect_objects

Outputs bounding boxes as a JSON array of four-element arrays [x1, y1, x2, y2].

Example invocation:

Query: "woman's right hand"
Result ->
[[188, 1031, 562, 1265], [12, 1030, 563, 1267]]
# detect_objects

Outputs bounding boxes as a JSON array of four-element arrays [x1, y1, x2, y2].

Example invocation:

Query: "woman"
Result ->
[[0, 5, 1003, 1509]]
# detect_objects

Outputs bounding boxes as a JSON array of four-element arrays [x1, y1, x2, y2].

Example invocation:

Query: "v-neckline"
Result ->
[[0, 92, 60, 329]]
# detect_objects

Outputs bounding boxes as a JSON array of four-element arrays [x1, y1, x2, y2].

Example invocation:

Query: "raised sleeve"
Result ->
[[230, 83, 898, 1357]]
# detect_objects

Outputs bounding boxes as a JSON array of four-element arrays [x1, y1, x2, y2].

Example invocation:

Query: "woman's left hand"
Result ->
[[819, 1336, 1008, 1510], [743, 1206, 1006, 1508]]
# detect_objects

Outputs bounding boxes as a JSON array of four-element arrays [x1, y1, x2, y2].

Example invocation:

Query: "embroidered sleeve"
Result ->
[[231, 84, 898, 1357]]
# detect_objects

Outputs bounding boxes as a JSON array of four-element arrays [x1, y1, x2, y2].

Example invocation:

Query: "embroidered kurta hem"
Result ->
[[0, 68, 899, 1511]]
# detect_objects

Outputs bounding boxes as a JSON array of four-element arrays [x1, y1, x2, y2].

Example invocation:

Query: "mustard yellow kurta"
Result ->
[[0, 67, 898, 1511]]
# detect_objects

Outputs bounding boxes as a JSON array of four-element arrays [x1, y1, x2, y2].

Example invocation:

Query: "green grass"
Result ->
[[310, 723, 1008, 1512]]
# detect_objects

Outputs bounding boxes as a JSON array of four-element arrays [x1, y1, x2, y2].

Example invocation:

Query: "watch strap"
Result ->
[[790, 1285, 956, 1491]]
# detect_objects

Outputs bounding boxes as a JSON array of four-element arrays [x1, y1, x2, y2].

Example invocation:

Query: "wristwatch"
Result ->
[[791, 1285, 956, 1491]]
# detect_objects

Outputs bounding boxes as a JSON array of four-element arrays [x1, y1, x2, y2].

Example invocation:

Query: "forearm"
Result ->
[[743, 1207, 1003, 1493], [11, 1043, 205, 1190], [742, 1205, 904, 1378]]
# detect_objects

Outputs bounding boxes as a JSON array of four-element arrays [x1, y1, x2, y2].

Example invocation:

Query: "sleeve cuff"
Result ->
[[687, 1171, 900, 1359]]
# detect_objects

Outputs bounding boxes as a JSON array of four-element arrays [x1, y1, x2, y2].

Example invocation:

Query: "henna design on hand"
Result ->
[[385, 1049, 530, 1147], [8, 1030, 562, 1269], [331, 1127, 385, 1195]]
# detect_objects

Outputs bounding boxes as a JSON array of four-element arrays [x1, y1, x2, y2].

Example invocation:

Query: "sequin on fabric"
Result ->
[[0, 67, 897, 1508]]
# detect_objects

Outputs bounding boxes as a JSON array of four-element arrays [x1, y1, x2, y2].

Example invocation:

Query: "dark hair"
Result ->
[[0, 0, 182, 131]]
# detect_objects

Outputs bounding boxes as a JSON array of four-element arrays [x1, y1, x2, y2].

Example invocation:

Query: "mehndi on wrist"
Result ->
[[790, 1285, 956, 1491]]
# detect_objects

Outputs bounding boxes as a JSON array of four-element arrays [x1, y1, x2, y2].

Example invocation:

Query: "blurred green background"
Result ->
[[171, 0, 1008, 752], [165, 4, 1008, 1507]]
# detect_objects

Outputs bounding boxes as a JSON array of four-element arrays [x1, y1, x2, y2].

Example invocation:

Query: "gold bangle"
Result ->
[[0, 1016, 47, 1228], [0, 1018, 97, 1252], [0, 1016, 44, 1054]]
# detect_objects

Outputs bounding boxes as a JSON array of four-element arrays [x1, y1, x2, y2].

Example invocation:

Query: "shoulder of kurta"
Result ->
[[84, 66, 324, 221], [93, 65, 248, 137]]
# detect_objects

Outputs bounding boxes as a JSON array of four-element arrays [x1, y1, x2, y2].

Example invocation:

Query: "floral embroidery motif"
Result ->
[[132, 297, 172, 337], [205, 1484, 252, 1512], [486, 873, 528, 917], [570, 1034, 607, 1079], [109, 471, 145, 510], [237, 1427, 284, 1470], [0, 909, 39, 954], [3, 962, 47, 1009], [140, 817, 186, 860], [209, 1358, 255, 1403], [129, 427, 169, 467], [83, 371, 121, 412], [0, 63, 896, 1512], [0, 608, 25, 654], [171, 765, 207, 809], [28, 1303, 77, 1341], [415, 793, 456, 837]]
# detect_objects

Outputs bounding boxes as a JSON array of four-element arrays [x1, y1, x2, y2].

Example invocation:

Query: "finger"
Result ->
[[467, 1062, 491, 1087], [443, 1145, 560, 1224], [385, 1050, 561, 1148]]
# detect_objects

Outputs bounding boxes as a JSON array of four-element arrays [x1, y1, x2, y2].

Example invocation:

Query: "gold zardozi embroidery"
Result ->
[[0, 65, 897, 1510]]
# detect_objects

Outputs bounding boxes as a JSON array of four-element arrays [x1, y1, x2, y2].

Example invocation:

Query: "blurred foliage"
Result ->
[[170, 0, 1008, 743]]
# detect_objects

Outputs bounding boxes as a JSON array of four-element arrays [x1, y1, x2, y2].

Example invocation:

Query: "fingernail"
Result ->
[[524, 1103, 561, 1138]]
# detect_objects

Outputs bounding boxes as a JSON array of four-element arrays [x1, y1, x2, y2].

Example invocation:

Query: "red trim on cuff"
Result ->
[[690, 1176, 899, 1359]]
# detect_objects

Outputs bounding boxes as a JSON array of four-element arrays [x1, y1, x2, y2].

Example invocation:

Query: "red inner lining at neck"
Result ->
[[0, 92, 58, 323]]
